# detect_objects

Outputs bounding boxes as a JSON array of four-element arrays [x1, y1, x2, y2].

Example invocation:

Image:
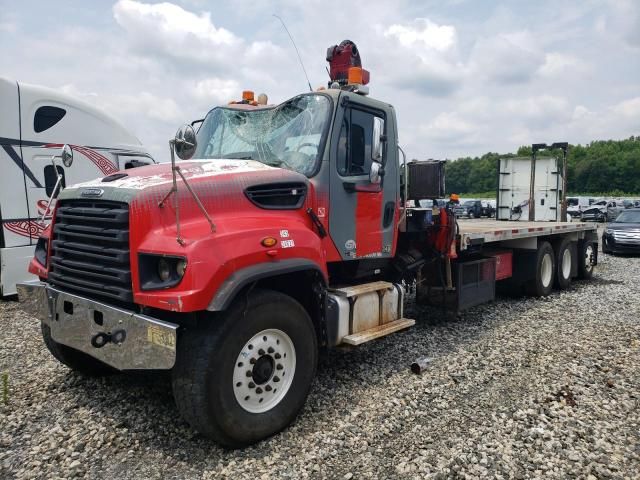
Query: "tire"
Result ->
[[553, 237, 573, 289], [41, 323, 115, 376], [578, 240, 596, 280], [468, 211, 475, 219], [172, 289, 317, 447], [524, 241, 555, 297]]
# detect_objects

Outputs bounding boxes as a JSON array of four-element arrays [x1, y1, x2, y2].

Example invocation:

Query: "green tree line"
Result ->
[[443, 136, 640, 195]]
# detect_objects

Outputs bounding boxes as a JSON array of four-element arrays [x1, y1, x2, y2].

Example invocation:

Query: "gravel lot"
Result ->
[[1, 238, 639, 479]]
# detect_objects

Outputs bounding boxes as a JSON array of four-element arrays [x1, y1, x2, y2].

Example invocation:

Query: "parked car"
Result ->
[[567, 196, 595, 218], [481, 200, 496, 218], [454, 199, 484, 218], [602, 208, 640, 254], [580, 200, 624, 222]]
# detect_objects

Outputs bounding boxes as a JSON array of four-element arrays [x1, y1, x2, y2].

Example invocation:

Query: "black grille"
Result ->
[[49, 200, 132, 303], [245, 182, 307, 209]]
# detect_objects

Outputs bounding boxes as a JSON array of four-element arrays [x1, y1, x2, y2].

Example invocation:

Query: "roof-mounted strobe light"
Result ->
[[229, 91, 269, 106]]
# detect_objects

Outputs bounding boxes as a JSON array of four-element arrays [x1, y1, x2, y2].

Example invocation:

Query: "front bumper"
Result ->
[[16, 281, 178, 370], [602, 235, 640, 254], [581, 212, 605, 221]]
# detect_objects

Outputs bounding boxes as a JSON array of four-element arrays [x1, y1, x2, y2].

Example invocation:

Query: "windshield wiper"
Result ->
[[221, 154, 254, 160]]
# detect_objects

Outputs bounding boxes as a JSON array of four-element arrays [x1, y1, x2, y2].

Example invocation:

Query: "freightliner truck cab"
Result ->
[[18, 79, 424, 446]]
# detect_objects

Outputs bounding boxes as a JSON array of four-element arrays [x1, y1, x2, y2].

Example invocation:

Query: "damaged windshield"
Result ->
[[194, 93, 332, 177]]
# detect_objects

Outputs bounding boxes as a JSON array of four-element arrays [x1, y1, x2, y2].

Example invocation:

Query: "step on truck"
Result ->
[[17, 42, 598, 447]]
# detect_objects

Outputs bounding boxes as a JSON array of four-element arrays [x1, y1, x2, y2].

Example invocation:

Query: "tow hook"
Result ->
[[91, 329, 127, 348]]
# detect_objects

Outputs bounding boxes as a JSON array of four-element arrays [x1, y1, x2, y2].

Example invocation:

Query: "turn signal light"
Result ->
[[261, 237, 277, 247]]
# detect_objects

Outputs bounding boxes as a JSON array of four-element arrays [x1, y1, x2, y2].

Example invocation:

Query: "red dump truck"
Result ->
[[17, 48, 598, 447]]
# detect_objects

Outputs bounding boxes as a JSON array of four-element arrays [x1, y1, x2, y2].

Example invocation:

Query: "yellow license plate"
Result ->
[[147, 325, 176, 351]]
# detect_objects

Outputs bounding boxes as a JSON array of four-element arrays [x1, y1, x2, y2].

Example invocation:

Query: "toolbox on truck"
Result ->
[[416, 256, 497, 312], [456, 257, 496, 311]]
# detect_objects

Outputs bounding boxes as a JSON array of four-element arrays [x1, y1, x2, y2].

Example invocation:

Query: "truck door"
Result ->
[[328, 95, 398, 260], [18, 93, 72, 239], [0, 79, 32, 247]]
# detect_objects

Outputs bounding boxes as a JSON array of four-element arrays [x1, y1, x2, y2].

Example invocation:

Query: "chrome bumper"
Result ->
[[16, 281, 178, 370]]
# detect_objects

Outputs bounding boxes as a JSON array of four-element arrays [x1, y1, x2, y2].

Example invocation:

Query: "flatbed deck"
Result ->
[[457, 220, 597, 250]]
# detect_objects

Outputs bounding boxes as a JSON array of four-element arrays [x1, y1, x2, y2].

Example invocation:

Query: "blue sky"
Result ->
[[1, 0, 638, 161]]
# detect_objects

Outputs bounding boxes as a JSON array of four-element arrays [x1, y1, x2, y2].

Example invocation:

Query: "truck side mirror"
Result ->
[[372, 117, 385, 163], [61, 144, 73, 167], [174, 124, 197, 160], [369, 161, 383, 184]]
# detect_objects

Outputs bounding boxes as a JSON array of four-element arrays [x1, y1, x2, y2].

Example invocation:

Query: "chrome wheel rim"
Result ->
[[562, 248, 572, 280], [233, 329, 296, 413], [584, 245, 594, 272], [541, 253, 553, 288]]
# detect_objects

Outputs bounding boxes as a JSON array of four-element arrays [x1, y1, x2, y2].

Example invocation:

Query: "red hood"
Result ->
[[71, 159, 303, 192]]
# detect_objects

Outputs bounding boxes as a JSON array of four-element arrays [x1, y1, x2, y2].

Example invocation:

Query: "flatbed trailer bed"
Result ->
[[457, 220, 598, 251]]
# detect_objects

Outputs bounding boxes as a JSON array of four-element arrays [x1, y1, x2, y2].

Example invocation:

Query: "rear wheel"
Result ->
[[172, 289, 317, 447], [525, 241, 555, 297], [578, 240, 596, 279], [41, 323, 115, 376], [553, 238, 573, 289]]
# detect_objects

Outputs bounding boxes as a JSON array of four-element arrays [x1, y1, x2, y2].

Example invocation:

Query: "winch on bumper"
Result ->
[[16, 281, 178, 370]]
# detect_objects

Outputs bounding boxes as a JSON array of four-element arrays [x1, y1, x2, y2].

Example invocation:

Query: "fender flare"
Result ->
[[206, 258, 327, 311]]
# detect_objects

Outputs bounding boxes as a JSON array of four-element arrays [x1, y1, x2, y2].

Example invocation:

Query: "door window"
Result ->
[[337, 106, 384, 177]]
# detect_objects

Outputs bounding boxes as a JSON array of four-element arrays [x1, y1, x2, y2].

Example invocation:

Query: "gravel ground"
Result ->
[[1, 236, 639, 479]]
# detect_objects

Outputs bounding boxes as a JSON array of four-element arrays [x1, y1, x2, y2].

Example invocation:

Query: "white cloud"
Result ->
[[384, 19, 456, 52], [112, 0, 244, 69], [420, 112, 478, 145], [538, 52, 588, 77], [192, 77, 240, 106], [114, 0, 238, 46], [469, 31, 544, 84], [0, 22, 16, 33], [597, 0, 640, 49], [380, 18, 463, 97], [611, 97, 640, 118]]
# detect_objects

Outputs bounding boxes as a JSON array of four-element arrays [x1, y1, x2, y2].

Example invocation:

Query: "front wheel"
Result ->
[[172, 289, 317, 447]]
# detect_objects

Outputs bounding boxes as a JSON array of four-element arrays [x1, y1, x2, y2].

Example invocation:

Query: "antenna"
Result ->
[[273, 14, 313, 92]]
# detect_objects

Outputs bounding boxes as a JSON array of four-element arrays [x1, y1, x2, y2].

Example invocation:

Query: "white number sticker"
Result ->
[[281, 240, 295, 248]]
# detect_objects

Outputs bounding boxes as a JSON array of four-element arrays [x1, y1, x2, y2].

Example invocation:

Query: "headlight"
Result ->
[[158, 258, 172, 282], [34, 237, 48, 267], [605, 229, 613, 235], [176, 259, 187, 277], [139, 254, 187, 290]]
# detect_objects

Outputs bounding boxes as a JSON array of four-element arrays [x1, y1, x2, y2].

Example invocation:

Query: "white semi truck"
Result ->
[[0, 78, 154, 296]]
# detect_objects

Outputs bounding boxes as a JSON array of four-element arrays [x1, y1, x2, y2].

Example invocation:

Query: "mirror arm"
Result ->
[[40, 173, 63, 225], [159, 138, 215, 247]]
